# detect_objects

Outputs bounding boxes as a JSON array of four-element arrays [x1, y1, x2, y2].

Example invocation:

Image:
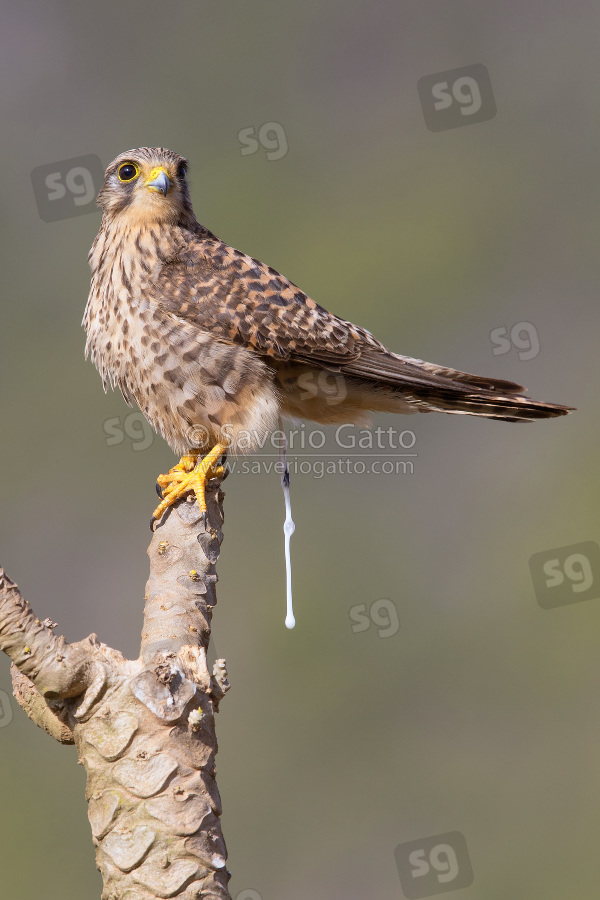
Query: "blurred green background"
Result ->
[[0, 1, 598, 898]]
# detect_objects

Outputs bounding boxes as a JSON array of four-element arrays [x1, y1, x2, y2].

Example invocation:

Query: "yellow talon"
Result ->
[[152, 442, 227, 520]]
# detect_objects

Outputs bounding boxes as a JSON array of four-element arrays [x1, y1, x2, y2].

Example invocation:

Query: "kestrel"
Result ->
[[83, 147, 572, 521]]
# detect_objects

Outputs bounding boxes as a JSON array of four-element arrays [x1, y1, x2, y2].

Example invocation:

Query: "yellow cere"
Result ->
[[145, 166, 169, 184]]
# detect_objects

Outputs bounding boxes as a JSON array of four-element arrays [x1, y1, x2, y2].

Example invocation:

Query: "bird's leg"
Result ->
[[161, 451, 200, 479], [152, 443, 228, 521]]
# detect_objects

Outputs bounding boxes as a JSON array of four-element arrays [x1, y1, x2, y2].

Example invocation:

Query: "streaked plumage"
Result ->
[[84, 146, 572, 479]]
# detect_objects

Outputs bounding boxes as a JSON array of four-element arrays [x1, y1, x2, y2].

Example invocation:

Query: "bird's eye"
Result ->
[[176, 163, 186, 179], [118, 163, 140, 183]]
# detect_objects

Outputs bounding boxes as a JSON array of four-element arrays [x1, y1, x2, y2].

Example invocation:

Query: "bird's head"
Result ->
[[97, 147, 195, 226]]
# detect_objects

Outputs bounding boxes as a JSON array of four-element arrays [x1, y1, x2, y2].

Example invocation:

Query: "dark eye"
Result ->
[[176, 163, 186, 179], [118, 163, 139, 183]]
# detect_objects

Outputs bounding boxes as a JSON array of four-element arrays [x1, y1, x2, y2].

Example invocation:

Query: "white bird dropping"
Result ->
[[279, 430, 295, 629]]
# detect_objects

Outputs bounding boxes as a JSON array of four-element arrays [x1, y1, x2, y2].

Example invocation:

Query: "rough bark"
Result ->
[[0, 481, 232, 900]]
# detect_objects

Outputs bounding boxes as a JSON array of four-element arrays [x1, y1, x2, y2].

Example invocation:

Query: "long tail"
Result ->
[[341, 349, 574, 422]]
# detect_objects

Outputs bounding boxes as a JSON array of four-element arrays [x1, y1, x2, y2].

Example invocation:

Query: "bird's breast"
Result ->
[[84, 229, 281, 454]]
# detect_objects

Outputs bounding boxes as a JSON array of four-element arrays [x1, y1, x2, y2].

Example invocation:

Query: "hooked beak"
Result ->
[[145, 167, 171, 196]]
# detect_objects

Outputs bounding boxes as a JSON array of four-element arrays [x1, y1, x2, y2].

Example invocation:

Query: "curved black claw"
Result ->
[[155, 481, 164, 499], [149, 515, 157, 531], [214, 452, 229, 483]]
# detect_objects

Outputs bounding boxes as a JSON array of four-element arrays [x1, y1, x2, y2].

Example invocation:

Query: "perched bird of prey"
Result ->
[[83, 147, 572, 521]]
